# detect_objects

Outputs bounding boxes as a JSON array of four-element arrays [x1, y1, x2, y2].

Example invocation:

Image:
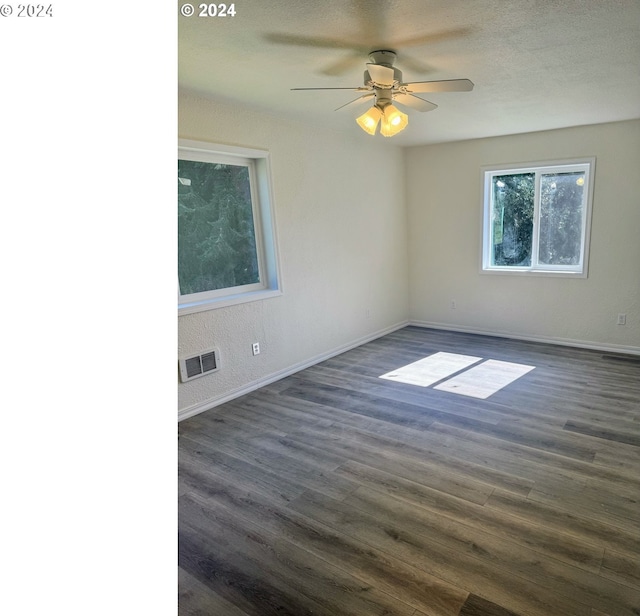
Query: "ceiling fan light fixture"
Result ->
[[356, 105, 382, 135], [293, 51, 473, 138], [380, 104, 409, 137]]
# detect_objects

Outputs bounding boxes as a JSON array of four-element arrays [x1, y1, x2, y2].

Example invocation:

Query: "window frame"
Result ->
[[178, 140, 281, 315], [481, 157, 596, 278]]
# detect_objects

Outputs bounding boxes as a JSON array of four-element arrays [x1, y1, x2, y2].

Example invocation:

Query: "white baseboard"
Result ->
[[179, 318, 639, 421], [409, 320, 640, 356], [178, 320, 409, 421]]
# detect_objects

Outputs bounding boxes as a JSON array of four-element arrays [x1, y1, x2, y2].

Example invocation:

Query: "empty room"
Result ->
[[178, 2, 640, 615]]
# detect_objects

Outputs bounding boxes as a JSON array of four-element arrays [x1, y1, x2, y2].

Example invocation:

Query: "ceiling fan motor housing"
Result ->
[[365, 50, 403, 88], [364, 66, 403, 87]]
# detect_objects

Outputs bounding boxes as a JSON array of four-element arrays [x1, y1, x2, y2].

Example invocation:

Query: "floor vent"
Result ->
[[179, 348, 220, 382]]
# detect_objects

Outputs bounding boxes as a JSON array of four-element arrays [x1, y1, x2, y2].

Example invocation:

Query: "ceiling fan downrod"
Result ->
[[367, 50, 397, 66]]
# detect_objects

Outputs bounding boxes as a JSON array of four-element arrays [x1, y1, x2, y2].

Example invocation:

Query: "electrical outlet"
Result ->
[[252, 342, 260, 355], [617, 313, 626, 326]]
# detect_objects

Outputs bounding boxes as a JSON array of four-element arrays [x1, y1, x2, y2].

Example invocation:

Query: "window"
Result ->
[[482, 158, 595, 276], [178, 140, 281, 314]]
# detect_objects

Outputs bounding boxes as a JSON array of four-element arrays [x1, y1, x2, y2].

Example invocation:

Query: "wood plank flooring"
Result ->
[[178, 327, 640, 616]]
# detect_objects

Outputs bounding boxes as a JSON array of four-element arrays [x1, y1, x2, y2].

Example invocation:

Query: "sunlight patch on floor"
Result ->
[[379, 352, 482, 387], [379, 352, 535, 399], [434, 359, 535, 399]]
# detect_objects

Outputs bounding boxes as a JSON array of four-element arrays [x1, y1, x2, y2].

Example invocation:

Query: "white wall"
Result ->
[[178, 91, 409, 418], [405, 120, 640, 353]]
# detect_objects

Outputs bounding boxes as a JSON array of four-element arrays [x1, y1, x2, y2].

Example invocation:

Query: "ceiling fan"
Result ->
[[292, 50, 474, 136]]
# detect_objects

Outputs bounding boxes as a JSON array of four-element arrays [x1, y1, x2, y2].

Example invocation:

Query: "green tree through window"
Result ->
[[539, 172, 585, 266], [491, 173, 534, 266], [483, 159, 594, 276], [178, 160, 259, 296]]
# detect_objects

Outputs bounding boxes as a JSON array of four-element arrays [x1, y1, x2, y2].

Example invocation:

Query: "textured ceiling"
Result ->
[[178, 0, 640, 146]]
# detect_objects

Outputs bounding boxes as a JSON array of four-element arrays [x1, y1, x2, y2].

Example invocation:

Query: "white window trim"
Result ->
[[178, 140, 282, 315], [480, 157, 596, 278]]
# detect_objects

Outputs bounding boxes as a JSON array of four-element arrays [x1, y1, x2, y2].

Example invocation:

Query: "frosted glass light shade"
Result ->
[[380, 105, 409, 137], [356, 106, 382, 135]]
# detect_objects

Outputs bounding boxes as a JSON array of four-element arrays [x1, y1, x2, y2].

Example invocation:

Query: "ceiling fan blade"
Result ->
[[402, 79, 474, 93], [264, 32, 366, 51], [393, 93, 437, 112], [320, 52, 366, 76], [291, 87, 369, 91], [366, 63, 395, 87], [394, 54, 435, 75], [334, 93, 375, 111], [392, 27, 473, 49]]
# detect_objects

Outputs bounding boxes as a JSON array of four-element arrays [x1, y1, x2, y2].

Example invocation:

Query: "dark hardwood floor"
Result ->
[[178, 327, 640, 616]]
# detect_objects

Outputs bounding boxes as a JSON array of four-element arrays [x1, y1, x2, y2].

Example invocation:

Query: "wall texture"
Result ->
[[178, 91, 409, 417], [405, 119, 640, 352]]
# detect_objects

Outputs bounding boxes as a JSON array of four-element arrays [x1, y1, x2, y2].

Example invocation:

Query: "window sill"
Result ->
[[480, 267, 587, 278], [178, 287, 282, 316]]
